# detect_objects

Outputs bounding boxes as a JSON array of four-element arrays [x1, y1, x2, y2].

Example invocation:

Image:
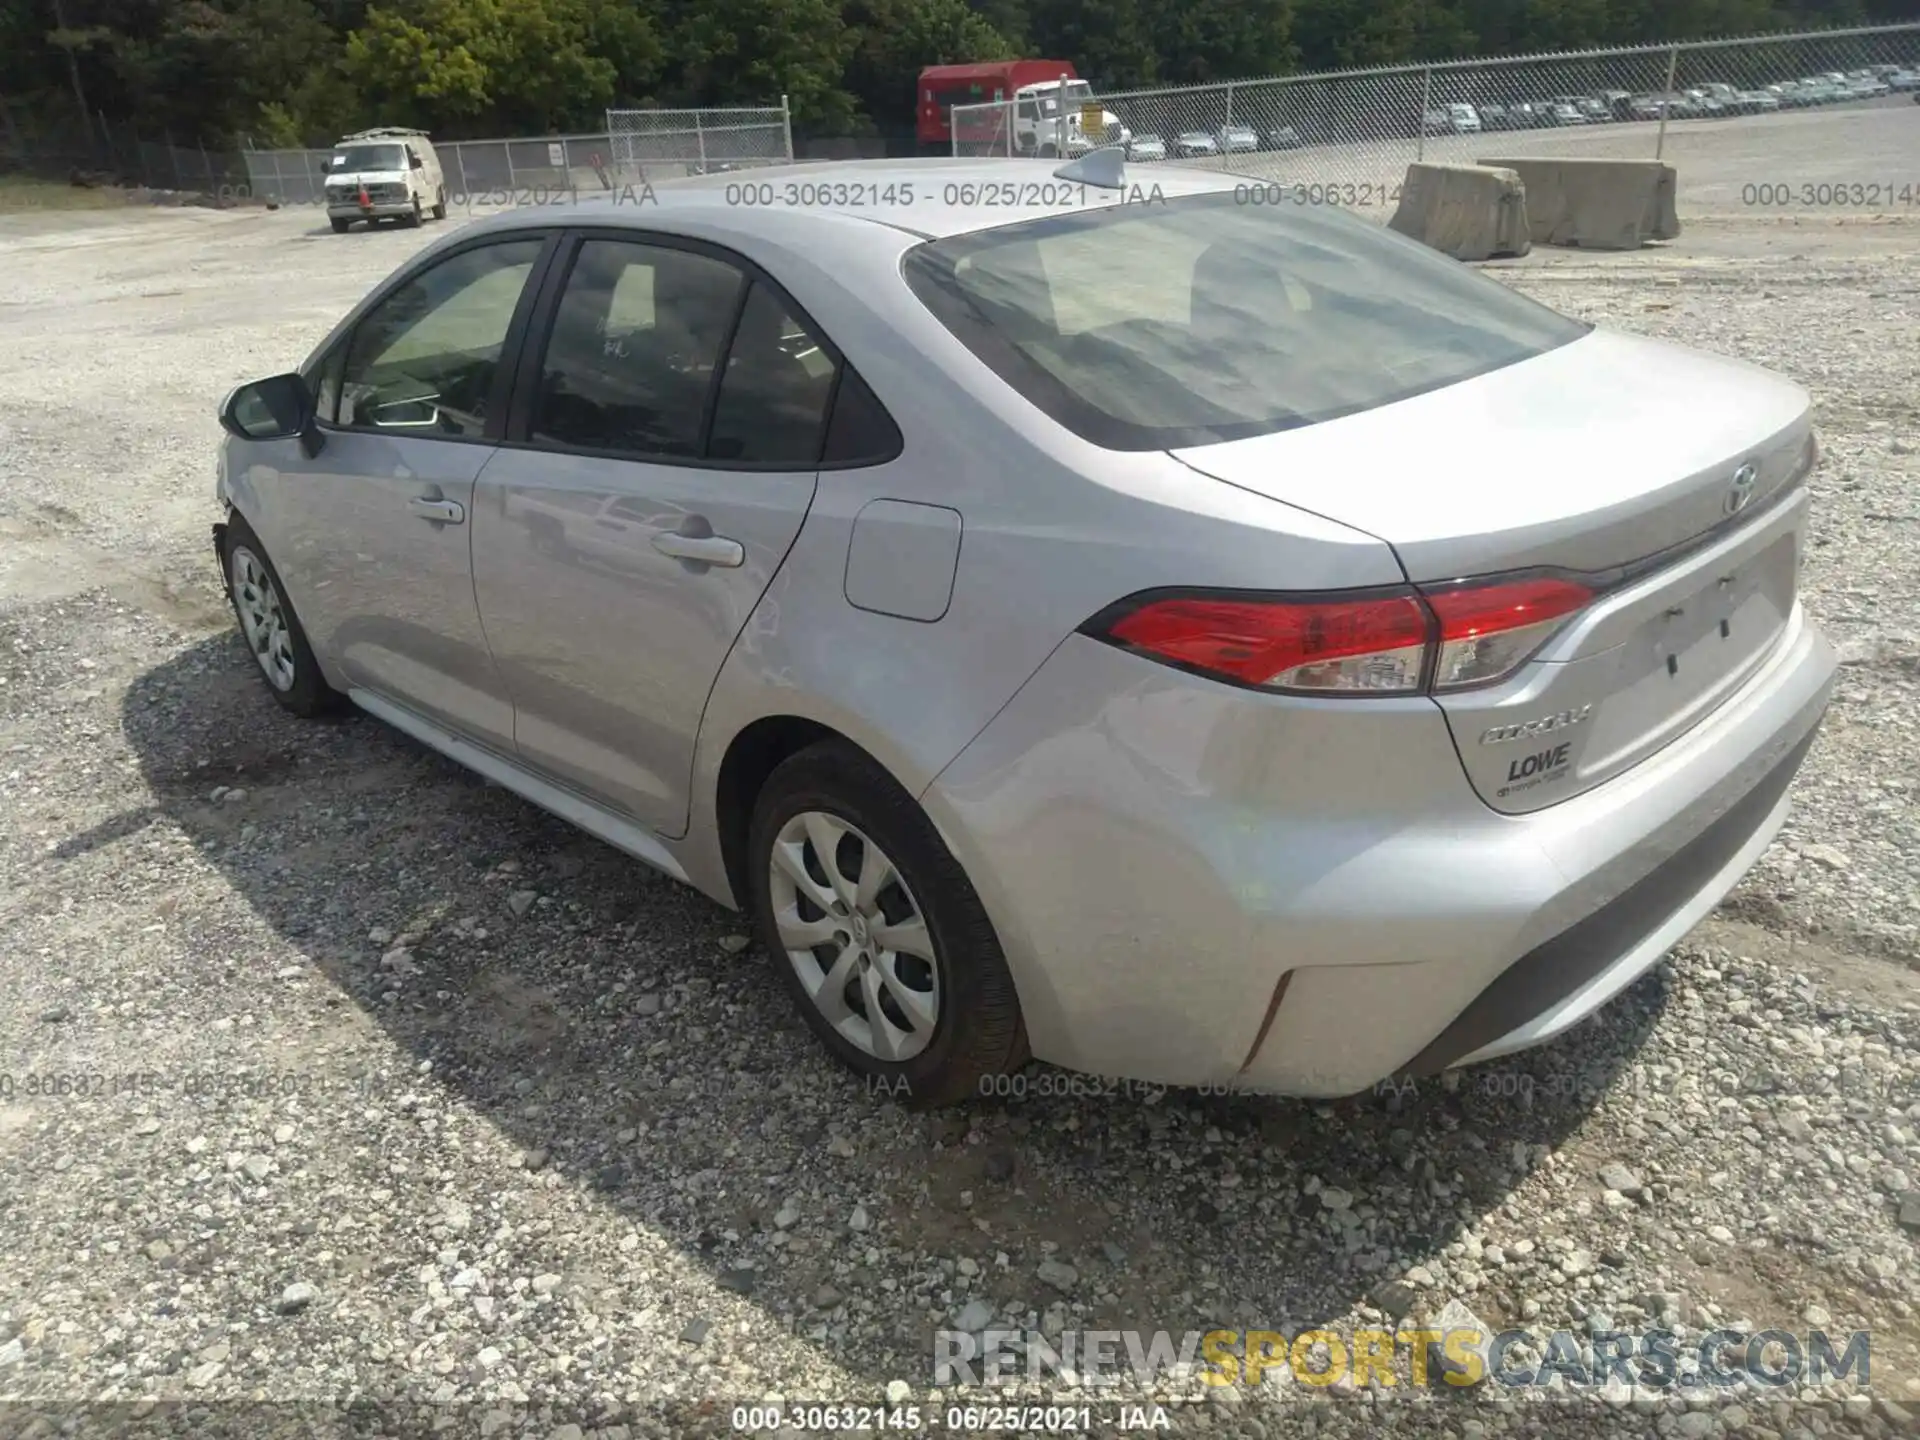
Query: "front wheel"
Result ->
[[747, 741, 1026, 1108], [329, 217, 349, 233], [220, 516, 346, 719], [431, 186, 447, 220], [404, 197, 423, 228]]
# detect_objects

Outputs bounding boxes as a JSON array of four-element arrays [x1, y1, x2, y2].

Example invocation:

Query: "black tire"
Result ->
[[404, 197, 423, 228], [330, 217, 349, 233], [219, 515, 346, 720], [747, 741, 1027, 1108], [432, 186, 447, 220]]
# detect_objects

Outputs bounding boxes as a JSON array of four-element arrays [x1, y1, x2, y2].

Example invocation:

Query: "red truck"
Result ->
[[916, 59, 1082, 151]]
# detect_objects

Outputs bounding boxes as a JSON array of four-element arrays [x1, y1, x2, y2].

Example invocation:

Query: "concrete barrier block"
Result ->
[[1388, 163, 1532, 262], [1477, 156, 1680, 250]]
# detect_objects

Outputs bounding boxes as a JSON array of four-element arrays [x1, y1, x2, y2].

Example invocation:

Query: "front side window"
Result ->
[[531, 239, 745, 459], [902, 192, 1589, 451], [337, 239, 543, 437]]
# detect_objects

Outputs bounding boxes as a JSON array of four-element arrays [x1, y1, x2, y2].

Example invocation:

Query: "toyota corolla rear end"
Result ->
[[906, 188, 1836, 1095]]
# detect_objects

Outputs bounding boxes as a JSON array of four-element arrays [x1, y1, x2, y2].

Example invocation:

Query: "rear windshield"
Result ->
[[902, 191, 1588, 451]]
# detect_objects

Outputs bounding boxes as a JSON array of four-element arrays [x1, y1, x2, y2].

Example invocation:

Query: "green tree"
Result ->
[[1024, 0, 1161, 85], [345, 0, 659, 132], [841, 0, 1015, 131], [1144, 0, 1297, 83], [664, 0, 858, 126]]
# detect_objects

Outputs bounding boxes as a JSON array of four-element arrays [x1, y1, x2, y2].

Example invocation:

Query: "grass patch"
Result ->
[[0, 174, 140, 212]]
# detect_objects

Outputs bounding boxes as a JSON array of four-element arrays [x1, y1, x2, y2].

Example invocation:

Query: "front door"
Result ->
[[473, 236, 836, 833], [252, 235, 547, 751]]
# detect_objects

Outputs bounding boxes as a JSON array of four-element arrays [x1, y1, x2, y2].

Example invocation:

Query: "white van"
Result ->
[[321, 128, 447, 232]]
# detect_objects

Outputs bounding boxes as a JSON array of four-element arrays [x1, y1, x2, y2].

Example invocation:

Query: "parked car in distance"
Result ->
[[1553, 94, 1608, 122], [1547, 102, 1588, 125], [1845, 75, 1890, 98], [1695, 82, 1753, 114], [211, 154, 1838, 1106], [1216, 122, 1262, 154], [1172, 130, 1219, 157], [1598, 89, 1635, 120], [1263, 124, 1305, 150], [1885, 70, 1920, 93], [1423, 104, 1480, 134], [1125, 132, 1167, 161], [1477, 102, 1512, 129], [1638, 91, 1703, 119]]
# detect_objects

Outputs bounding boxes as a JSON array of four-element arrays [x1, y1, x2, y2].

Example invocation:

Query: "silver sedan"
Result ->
[[214, 153, 1835, 1105]]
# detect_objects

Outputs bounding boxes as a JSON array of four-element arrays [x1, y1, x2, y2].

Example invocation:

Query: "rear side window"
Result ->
[[706, 281, 837, 464], [902, 192, 1588, 451], [821, 368, 903, 465], [531, 239, 744, 458]]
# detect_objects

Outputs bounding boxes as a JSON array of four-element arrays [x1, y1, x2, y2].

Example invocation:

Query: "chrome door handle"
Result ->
[[408, 497, 465, 524], [651, 532, 745, 567]]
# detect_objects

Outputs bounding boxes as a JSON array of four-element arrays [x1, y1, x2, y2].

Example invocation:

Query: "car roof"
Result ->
[[460, 156, 1240, 242]]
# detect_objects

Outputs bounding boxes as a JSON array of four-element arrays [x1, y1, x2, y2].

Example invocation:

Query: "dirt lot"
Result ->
[[1, 142, 1918, 1440]]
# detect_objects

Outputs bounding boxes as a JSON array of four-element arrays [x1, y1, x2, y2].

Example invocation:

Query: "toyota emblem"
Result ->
[[1725, 462, 1759, 516]]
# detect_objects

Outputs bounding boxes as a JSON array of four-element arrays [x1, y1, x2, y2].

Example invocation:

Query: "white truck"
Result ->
[[320, 127, 448, 232], [1007, 79, 1130, 158]]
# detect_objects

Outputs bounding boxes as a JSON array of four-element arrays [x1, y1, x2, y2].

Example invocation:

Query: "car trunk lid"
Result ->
[[1171, 327, 1817, 812]]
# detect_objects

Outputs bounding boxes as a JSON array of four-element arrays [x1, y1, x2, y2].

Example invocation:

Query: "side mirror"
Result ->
[[219, 372, 322, 454]]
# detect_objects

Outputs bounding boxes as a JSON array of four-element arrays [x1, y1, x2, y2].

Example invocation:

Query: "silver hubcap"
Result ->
[[769, 811, 939, 1062], [230, 547, 297, 692]]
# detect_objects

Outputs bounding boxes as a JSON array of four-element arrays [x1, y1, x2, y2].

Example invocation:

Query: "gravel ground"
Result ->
[[1, 180, 1918, 1440]]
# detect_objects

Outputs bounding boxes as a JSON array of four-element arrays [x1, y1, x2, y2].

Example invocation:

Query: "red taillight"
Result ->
[[1091, 573, 1595, 697], [1102, 592, 1434, 694], [1424, 576, 1594, 690]]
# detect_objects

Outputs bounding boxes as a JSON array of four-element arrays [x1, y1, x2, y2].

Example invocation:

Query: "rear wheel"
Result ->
[[330, 217, 349, 233], [431, 186, 447, 220], [747, 741, 1026, 1108], [220, 516, 345, 719]]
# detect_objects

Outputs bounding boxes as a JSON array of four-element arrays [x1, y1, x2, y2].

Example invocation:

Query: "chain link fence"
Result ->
[[2, 111, 792, 207], [605, 102, 795, 182], [0, 112, 254, 195], [953, 22, 1920, 217], [235, 133, 626, 207]]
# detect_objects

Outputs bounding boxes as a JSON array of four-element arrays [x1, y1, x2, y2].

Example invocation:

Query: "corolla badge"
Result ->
[[1725, 462, 1759, 516], [1480, 705, 1593, 745]]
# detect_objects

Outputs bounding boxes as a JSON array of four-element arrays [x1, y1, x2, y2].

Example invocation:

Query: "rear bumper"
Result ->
[[922, 604, 1835, 1096]]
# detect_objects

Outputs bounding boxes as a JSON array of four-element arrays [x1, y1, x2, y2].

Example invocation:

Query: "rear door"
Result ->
[[472, 232, 838, 834]]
